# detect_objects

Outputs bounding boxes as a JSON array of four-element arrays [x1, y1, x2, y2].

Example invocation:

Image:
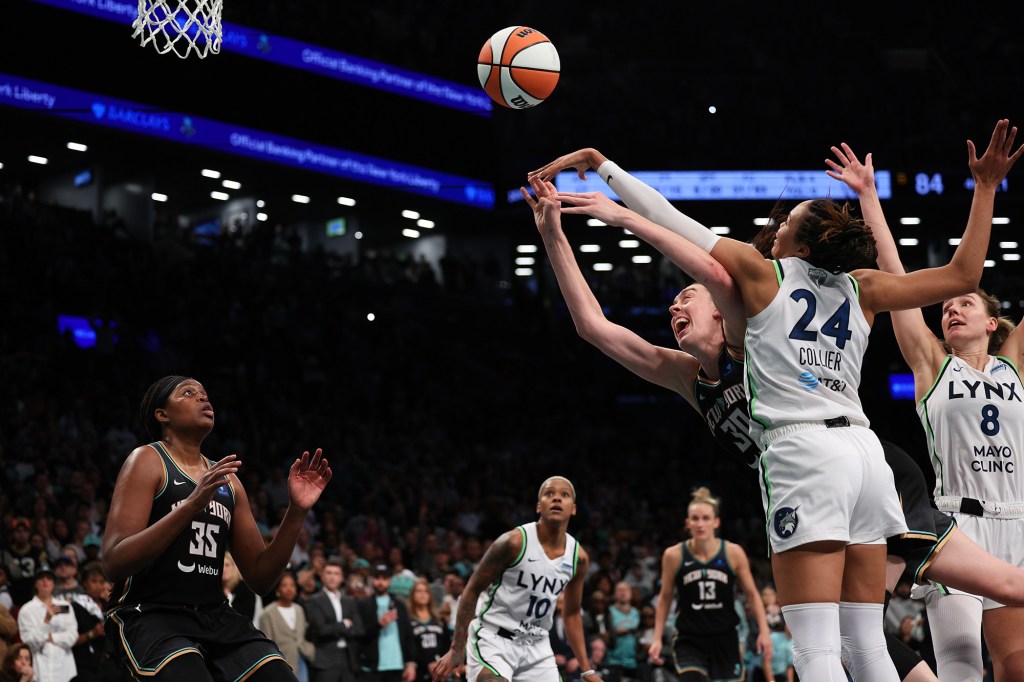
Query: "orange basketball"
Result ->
[[477, 26, 560, 109]]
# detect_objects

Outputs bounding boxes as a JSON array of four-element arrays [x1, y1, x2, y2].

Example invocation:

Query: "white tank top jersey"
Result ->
[[918, 354, 1024, 501], [744, 258, 871, 444], [475, 522, 578, 638]]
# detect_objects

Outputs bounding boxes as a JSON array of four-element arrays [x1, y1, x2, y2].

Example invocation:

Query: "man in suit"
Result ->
[[358, 564, 416, 682], [306, 559, 365, 682]]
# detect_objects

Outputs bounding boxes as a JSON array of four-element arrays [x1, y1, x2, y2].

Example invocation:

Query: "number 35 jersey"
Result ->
[[918, 355, 1024, 501], [475, 522, 578, 638], [108, 441, 235, 609], [744, 258, 871, 444]]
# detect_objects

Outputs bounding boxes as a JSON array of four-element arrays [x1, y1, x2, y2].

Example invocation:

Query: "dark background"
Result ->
[[2, 1, 1024, 551]]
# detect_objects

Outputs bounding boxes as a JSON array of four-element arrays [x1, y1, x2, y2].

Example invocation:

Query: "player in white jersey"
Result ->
[[828, 138, 1024, 681], [432, 477, 600, 682], [550, 119, 1020, 682]]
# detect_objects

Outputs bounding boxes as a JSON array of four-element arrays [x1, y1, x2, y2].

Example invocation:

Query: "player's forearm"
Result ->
[[542, 226, 611, 339], [597, 160, 721, 252], [944, 185, 997, 289], [618, 210, 733, 293], [563, 611, 592, 671], [102, 502, 204, 582], [249, 505, 307, 593], [450, 587, 482, 652], [857, 184, 906, 276]]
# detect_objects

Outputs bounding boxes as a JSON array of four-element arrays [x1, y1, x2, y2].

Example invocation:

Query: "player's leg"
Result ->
[[671, 636, 711, 682], [243, 659, 300, 681], [466, 627, 514, 682], [150, 653, 215, 681], [982, 606, 1024, 681], [923, 527, 1024, 607], [923, 589, 984, 682], [773, 541, 847, 680], [840, 542, 900, 681], [900, 660, 939, 682]]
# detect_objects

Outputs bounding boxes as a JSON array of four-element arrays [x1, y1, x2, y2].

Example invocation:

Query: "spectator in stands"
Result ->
[[407, 577, 449, 682], [2, 519, 47, 606], [1, 643, 35, 682], [307, 559, 364, 682], [17, 568, 76, 682], [259, 572, 316, 682], [357, 565, 415, 682]]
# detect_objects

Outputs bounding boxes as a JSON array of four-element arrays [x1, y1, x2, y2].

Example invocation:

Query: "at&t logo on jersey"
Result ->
[[773, 506, 799, 538]]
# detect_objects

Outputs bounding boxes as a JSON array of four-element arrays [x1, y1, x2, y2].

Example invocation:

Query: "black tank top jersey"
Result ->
[[673, 539, 739, 636], [108, 442, 235, 609], [693, 347, 759, 468]]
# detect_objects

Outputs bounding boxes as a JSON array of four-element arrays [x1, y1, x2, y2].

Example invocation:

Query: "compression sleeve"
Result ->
[[597, 160, 721, 253]]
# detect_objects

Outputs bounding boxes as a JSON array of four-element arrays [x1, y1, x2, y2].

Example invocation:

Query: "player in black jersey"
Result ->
[[101, 375, 332, 681], [648, 488, 770, 682], [528, 172, 753, 469]]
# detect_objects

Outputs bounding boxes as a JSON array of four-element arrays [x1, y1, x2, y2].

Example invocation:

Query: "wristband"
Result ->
[[581, 670, 597, 678]]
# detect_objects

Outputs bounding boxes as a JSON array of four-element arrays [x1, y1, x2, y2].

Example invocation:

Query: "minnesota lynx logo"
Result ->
[[773, 506, 799, 538], [807, 268, 829, 286]]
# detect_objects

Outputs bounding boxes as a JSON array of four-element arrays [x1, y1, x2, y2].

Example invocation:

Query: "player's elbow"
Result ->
[[101, 555, 126, 584]]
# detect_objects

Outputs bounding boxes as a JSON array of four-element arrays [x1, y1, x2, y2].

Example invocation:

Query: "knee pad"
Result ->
[[838, 602, 898, 680], [781, 602, 846, 680]]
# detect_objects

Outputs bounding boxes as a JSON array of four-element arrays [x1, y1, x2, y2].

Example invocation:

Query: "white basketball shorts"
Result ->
[[467, 621, 557, 682], [759, 424, 908, 553]]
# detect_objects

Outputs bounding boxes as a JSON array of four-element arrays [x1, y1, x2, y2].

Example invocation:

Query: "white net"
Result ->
[[133, 0, 224, 59]]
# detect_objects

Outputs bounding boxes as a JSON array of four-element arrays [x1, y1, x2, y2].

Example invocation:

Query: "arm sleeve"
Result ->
[[597, 160, 721, 253], [16, 603, 48, 651]]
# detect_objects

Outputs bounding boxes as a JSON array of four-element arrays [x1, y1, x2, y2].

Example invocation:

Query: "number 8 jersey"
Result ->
[[744, 258, 871, 445], [474, 522, 578, 638], [108, 442, 235, 609], [918, 355, 1024, 501]]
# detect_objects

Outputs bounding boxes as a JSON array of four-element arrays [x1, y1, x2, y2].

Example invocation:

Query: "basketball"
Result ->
[[477, 26, 560, 109]]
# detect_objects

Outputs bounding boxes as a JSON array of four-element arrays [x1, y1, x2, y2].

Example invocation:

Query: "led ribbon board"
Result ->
[[29, 0, 493, 116], [0, 73, 495, 209], [556, 169, 893, 201]]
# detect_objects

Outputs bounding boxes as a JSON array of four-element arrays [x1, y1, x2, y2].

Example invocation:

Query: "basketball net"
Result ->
[[134, 0, 224, 59]]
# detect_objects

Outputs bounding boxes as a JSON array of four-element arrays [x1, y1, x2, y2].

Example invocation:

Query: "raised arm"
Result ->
[[432, 529, 524, 682], [524, 178, 701, 405], [855, 120, 1023, 315], [530, 148, 724, 252], [825, 144, 947, 391], [230, 449, 331, 595], [553, 187, 746, 347]]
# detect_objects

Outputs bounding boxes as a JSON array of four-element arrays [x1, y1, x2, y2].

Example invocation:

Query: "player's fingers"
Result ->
[[830, 145, 849, 165], [840, 142, 859, 164]]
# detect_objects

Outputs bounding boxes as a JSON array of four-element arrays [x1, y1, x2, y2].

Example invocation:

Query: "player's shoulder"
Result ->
[[723, 540, 748, 563], [122, 443, 166, 475]]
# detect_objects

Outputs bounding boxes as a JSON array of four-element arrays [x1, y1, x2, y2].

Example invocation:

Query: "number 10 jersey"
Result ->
[[108, 442, 235, 609], [475, 522, 578, 638]]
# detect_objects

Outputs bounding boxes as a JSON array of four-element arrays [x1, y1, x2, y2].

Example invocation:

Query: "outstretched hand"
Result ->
[[528, 148, 605, 182], [825, 142, 875, 196], [288, 448, 331, 511], [522, 176, 561, 235], [188, 455, 241, 511], [969, 118, 1024, 188]]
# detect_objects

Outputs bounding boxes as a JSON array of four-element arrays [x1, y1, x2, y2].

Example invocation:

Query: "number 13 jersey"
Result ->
[[918, 354, 1024, 501], [475, 522, 578, 638], [744, 258, 871, 445], [108, 442, 235, 609]]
